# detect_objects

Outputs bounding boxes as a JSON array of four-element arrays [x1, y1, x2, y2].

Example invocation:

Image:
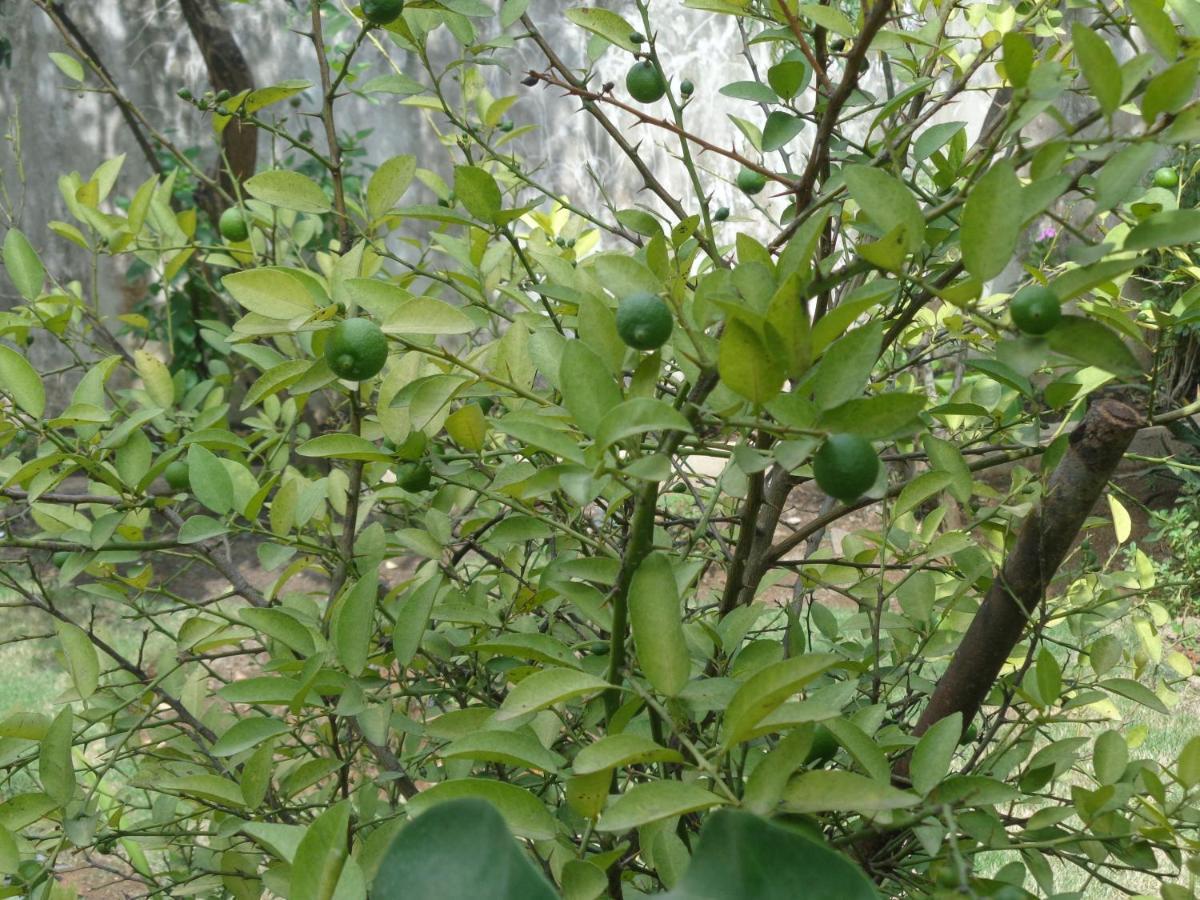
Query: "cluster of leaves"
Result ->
[[1, 1, 1200, 898]]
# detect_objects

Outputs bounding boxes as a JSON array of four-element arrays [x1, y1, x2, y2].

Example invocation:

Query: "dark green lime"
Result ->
[[325, 317, 389, 381], [616, 293, 673, 350], [812, 434, 880, 504]]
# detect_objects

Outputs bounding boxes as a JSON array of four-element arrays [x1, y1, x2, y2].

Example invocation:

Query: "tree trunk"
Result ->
[[178, 0, 256, 218]]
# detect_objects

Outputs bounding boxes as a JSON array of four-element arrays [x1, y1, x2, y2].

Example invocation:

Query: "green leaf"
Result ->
[[454, 166, 502, 223], [178, 515, 230, 544], [573, 733, 684, 775], [595, 398, 693, 450], [762, 112, 805, 152], [334, 572, 378, 676], [0, 824, 17, 876], [240, 608, 317, 657], [595, 781, 726, 832], [1131, 0, 1180, 60], [805, 322, 883, 410], [782, 771, 918, 814], [367, 155, 417, 221], [297, 434, 392, 462], [495, 668, 610, 721], [591, 253, 662, 297], [767, 55, 811, 100], [39, 708, 75, 806], [48, 51, 84, 82], [960, 161, 1021, 281], [913, 122, 966, 163], [722, 654, 840, 747], [1035, 646, 1062, 706], [379, 295, 476, 336], [843, 166, 924, 253], [910, 714, 962, 796], [1144, 59, 1198, 122], [1177, 735, 1200, 788], [1100, 677, 1169, 714], [222, 269, 318, 319], [55, 621, 99, 700], [404, 780, 558, 840], [133, 349, 175, 409], [560, 341, 623, 437], [629, 553, 690, 697], [468, 633, 582, 670], [290, 801, 350, 900], [1045, 316, 1142, 376], [894, 471, 954, 518], [796, 3, 855, 36], [564, 7, 640, 52], [212, 718, 290, 757], [187, 444, 234, 515], [1072, 24, 1122, 117], [0, 345, 46, 419], [393, 574, 441, 666], [3, 228, 45, 299], [245, 170, 331, 214], [663, 809, 878, 900], [440, 730, 565, 773], [816, 394, 926, 439], [720, 318, 785, 405], [371, 798, 557, 899], [1002, 32, 1034, 88], [1093, 143, 1159, 213], [1093, 730, 1129, 785], [1125, 208, 1200, 250]]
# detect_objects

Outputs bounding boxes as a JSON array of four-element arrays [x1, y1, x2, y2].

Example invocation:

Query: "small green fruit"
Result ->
[[395, 462, 433, 493], [325, 317, 389, 381], [1153, 166, 1180, 189], [737, 167, 767, 196], [629, 32, 646, 44], [362, 0, 404, 26], [713, 206, 730, 222], [626, 60, 667, 103], [812, 434, 880, 504], [164, 460, 190, 491], [177, 88, 193, 101], [616, 293, 674, 351], [218, 207, 250, 242], [680, 79, 695, 96], [1009, 285, 1061, 336], [215, 89, 231, 102]]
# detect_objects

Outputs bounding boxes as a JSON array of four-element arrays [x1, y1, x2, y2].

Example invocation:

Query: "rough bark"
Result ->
[[909, 398, 1141, 739], [178, 0, 256, 215]]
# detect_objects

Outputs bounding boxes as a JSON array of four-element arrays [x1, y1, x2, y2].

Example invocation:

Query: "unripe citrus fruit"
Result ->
[[680, 79, 695, 96], [737, 167, 767, 195], [164, 460, 190, 491], [812, 433, 880, 504], [713, 206, 730, 222], [616, 293, 673, 350], [1009, 285, 1061, 335], [362, 0, 404, 26], [1153, 166, 1179, 189], [218, 208, 250, 242], [325, 317, 388, 381], [395, 461, 432, 493], [626, 61, 667, 103]]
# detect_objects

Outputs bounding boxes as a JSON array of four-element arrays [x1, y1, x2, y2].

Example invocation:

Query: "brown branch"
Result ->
[[907, 399, 1141, 738], [776, 4, 835, 93]]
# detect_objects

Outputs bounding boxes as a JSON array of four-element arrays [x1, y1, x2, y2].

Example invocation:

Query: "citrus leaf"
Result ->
[[404, 780, 558, 840], [212, 718, 290, 757], [782, 771, 918, 814], [629, 552, 690, 697], [844, 166, 924, 253], [290, 801, 350, 900], [2, 228, 45, 299], [0, 345, 45, 419], [910, 713, 962, 796], [596, 781, 726, 832], [372, 798, 557, 899], [960, 161, 1021, 281], [1045, 316, 1142, 375], [573, 733, 684, 775], [564, 7, 640, 52], [495, 668, 610, 721], [440, 730, 565, 773], [245, 170, 331, 214]]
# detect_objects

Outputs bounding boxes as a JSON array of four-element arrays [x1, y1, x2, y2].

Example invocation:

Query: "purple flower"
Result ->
[[1036, 225, 1057, 242]]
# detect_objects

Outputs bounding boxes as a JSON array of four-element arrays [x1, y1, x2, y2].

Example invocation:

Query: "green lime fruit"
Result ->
[[1009, 285, 1062, 336], [805, 724, 838, 765], [626, 61, 667, 103], [680, 78, 695, 96], [164, 460, 191, 491], [737, 167, 767, 195], [1153, 166, 1180, 189], [362, 0, 404, 26], [395, 462, 433, 493], [812, 433, 880, 504], [177, 87, 193, 101], [713, 206, 730, 222], [629, 32, 646, 44], [325, 317, 389, 381], [218, 207, 250, 242], [616, 293, 674, 351]]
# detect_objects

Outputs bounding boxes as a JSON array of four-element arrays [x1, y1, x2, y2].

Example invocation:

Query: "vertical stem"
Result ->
[[604, 482, 660, 722], [310, 0, 350, 249]]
